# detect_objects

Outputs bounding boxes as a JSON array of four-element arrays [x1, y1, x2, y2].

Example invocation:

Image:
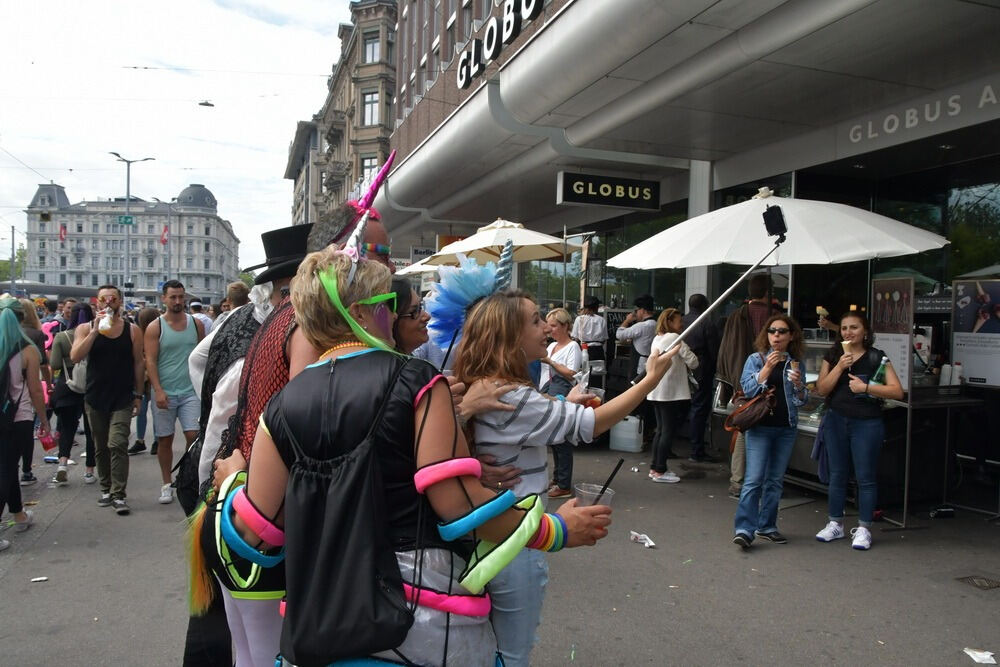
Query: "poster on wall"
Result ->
[[952, 279, 1000, 387], [870, 277, 913, 390]]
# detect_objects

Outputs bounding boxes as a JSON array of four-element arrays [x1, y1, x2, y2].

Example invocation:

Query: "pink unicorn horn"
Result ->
[[358, 149, 396, 210]]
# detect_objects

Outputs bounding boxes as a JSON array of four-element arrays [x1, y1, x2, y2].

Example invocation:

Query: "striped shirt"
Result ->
[[472, 386, 595, 499]]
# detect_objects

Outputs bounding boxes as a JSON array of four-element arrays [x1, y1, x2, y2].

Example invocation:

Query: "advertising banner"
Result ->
[[952, 279, 1000, 387], [871, 277, 914, 390]]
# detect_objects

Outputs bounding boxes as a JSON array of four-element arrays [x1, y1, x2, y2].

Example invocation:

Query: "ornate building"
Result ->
[[24, 183, 240, 304], [285, 0, 397, 226]]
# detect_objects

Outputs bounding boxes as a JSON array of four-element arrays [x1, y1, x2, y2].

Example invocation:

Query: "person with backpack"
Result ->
[[814, 312, 902, 550], [48, 302, 97, 486], [0, 298, 51, 551]]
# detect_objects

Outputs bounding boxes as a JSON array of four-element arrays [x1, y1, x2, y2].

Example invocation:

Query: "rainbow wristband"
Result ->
[[527, 514, 566, 552], [232, 486, 285, 546], [438, 490, 517, 542], [458, 495, 544, 595], [551, 513, 568, 552], [414, 457, 482, 494], [220, 488, 285, 568], [527, 514, 551, 550], [403, 583, 492, 617]]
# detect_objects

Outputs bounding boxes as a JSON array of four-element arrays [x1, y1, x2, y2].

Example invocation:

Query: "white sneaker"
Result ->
[[851, 526, 872, 550], [815, 520, 845, 542], [158, 484, 174, 504], [652, 471, 681, 483]]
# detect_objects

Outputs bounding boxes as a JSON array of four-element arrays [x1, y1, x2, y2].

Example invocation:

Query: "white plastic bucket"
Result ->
[[610, 415, 643, 452]]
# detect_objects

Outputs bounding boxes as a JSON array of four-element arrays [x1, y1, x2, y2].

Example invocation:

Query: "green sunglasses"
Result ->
[[356, 291, 397, 313]]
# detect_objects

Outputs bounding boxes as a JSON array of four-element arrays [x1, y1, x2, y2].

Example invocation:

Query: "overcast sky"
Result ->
[[0, 0, 354, 269]]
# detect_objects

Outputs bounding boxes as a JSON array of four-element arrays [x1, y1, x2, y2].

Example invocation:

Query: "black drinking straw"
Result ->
[[593, 457, 624, 506]]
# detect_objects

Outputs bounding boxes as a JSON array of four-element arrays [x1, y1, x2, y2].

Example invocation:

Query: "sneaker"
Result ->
[[113, 499, 131, 516], [83, 472, 97, 485], [732, 533, 751, 550], [728, 485, 742, 500], [851, 526, 872, 550], [98, 493, 113, 507], [651, 471, 681, 483], [14, 510, 34, 533], [150, 441, 158, 455], [547, 486, 572, 499], [53, 466, 69, 486], [158, 484, 174, 504], [127, 440, 147, 456], [0, 538, 9, 552], [816, 520, 845, 542], [20, 472, 37, 486], [755, 530, 788, 544]]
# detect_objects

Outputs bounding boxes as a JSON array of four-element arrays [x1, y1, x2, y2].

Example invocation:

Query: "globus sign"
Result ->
[[457, 0, 543, 90]]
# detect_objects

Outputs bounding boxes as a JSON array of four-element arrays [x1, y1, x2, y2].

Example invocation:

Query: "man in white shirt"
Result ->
[[571, 295, 608, 362], [615, 294, 658, 445]]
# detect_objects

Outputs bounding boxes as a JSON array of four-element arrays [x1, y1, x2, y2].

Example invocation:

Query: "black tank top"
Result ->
[[85, 324, 135, 412]]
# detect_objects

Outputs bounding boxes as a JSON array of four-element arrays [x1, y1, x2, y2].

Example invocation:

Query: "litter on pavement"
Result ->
[[629, 531, 655, 548]]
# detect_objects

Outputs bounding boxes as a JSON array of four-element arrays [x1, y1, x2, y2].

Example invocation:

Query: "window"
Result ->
[[187, 223, 194, 234], [39, 240, 46, 250], [147, 224, 154, 234], [92, 256, 99, 268], [59, 274, 66, 286], [131, 240, 138, 250], [131, 257, 138, 269], [39, 195, 49, 207], [38, 273, 45, 283], [76, 223, 83, 233], [39, 256, 45, 267], [60, 256, 67, 268], [186, 240, 193, 253], [204, 277, 210, 290], [146, 240, 154, 250], [92, 223, 99, 233], [91, 275, 98, 286], [146, 257, 154, 268], [92, 239, 99, 250], [204, 242, 210, 252], [75, 274, 83, 286], [186, 258, 193, 269], [364, 32, 380, 62], [362, 91, 379, 126], [204, 224, 211, 235], [361, 155, 378, 181], [39, 222, 46, 233], [387, 29, 395, 64], [204, 258, 211, 270]]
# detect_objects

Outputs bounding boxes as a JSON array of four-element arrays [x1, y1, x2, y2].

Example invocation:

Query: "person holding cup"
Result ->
[[732, 315, 808, 549], [814, 312, 902, 550], [455, 289, 677, 667]]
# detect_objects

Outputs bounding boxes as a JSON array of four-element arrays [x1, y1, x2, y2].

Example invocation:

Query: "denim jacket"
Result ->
[[740, 350, 809, 428]]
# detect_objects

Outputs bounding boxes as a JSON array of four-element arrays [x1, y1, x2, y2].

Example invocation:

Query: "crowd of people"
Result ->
[[0, 207, 906, 664]]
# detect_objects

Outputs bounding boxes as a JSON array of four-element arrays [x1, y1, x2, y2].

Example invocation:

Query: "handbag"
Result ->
[[59, 332, 87, 394], [279, 362, 413, 666], [723, 386, 777, 434]]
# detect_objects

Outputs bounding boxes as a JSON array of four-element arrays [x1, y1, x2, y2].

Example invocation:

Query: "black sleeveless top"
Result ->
[[85, 324, 135, 413], [263, 349, 459, 554]]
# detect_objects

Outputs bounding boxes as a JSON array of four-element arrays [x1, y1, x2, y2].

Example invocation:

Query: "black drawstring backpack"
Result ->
[[278, 361, 413, 666]]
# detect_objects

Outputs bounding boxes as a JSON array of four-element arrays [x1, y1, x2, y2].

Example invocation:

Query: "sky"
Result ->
[[0, 0, 354, 269]]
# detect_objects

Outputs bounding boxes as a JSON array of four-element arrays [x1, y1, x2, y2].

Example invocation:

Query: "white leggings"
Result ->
[[217, 581, 283, 667]]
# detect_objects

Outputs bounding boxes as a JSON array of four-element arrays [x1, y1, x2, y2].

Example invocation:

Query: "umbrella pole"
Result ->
[[562, 225, 567, 308], [662, 237, 786, 355]]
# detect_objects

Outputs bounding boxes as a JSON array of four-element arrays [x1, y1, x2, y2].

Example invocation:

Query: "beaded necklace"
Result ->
[[319, 340, 371, 361]]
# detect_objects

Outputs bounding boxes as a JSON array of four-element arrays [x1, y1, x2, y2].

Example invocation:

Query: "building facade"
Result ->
[[285, 0, 397, 226], [24, 183, 240, 304]]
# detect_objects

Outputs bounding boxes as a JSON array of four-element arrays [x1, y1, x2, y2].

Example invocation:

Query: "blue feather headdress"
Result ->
[[425, 239, 515, 357]]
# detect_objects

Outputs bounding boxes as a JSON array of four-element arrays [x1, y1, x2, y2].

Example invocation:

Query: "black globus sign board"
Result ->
[[556, 171, 660, 211]]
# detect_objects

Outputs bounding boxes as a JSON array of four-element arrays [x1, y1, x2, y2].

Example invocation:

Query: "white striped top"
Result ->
[[472, 385, 596, 498]]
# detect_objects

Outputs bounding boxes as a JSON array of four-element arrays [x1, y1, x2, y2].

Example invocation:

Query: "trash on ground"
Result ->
[[30, 577, 49, 583], [964, 648, 996, 664], [629, 531, 656, 548], [630, 466, 640, 473], [24, 501, 38, 506]]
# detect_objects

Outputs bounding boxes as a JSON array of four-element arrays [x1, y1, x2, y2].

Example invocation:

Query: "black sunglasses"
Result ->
[[767, 327, 790, 335], [400, 301, 424, 320]]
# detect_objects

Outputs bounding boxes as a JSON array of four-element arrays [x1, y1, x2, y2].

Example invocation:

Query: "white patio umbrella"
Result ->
[[426, 218, 582, 265], [958, 264, 1000, 278], [608, 188, 949, 269], [394, 256, 445, 276]]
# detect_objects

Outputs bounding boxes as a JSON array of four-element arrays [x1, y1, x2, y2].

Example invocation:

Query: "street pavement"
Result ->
[[2, 429, 999, 666]]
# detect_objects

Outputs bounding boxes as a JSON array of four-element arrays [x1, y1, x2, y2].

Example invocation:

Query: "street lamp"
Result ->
[[152, 197, 178, 289], [109, 152, 154, 297]]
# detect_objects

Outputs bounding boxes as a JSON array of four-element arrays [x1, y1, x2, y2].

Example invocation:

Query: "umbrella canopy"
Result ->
[[607, 188, 949, 269], [873, 267, 938, 291], [426, 218, 582, 265], [957, 264, 1000, 279], [395, 256, 444, 276]]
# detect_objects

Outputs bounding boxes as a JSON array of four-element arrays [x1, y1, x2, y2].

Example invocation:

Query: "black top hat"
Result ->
[[242, 223, 314, 285]]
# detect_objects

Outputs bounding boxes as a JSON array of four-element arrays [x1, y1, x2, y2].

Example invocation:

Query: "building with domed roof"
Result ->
[[23, 183, 240, 304]]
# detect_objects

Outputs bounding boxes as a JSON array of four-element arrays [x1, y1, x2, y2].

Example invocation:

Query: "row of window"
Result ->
[[36, 273, 217, 290], [36, 221, 215, 235], [36, 255, 217, 270], [37, 239, 221, 253]]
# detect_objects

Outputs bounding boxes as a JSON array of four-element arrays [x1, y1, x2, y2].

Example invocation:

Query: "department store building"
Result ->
[[379, 0, 1000, 323]]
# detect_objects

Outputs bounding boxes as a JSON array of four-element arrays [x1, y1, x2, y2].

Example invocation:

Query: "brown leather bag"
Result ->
[[724, 386, 777, 435]]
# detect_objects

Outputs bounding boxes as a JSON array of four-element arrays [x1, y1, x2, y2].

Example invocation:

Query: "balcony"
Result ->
[[327, 161, 349, 179], [326, 110, 346, 143]]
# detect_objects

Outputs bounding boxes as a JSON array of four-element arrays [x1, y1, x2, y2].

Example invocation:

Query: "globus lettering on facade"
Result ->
[[572, 180, 654, 201], [457, 0, 543, 90]]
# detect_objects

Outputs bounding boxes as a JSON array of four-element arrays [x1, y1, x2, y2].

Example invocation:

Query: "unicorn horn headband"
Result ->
[[329, 149, 397, 245]]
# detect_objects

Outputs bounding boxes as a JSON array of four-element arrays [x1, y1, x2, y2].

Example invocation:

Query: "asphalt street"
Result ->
[[2, 427, 998, 666]]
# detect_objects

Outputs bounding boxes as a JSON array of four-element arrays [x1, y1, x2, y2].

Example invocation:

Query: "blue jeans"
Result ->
[[135, 390, 151, 442], [734, 425, 796, 538], [824, 409, 883, 526], [488, 548, 548, 667]]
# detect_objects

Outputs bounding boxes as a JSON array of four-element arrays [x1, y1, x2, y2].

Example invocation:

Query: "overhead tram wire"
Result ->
[[0, 144, 53, 181], [122, 65, 328, 77]]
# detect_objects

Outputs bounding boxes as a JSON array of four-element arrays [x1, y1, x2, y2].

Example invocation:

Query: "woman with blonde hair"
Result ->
[[213, 236, 612, 665], [646, 307, 699, 483], [540, 306, 581, 498], [454, 288, 676, 666]]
